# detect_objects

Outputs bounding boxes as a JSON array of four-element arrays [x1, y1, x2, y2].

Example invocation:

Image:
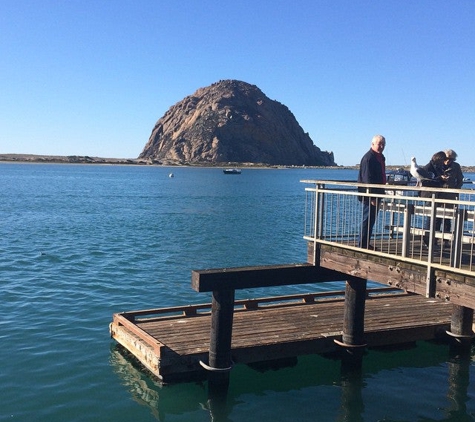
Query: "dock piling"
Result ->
[[447, 305, 474, 351], [208, 288, 235, 371], [335, 277, 367, 366], [342, 277, 367, 347]]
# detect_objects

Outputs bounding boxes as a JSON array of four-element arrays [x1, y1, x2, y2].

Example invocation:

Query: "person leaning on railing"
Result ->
[[439, 149, 464, 235], [420, 151, 453, 247], [357, 134, 386, 250], [443, 149, 464, 190]]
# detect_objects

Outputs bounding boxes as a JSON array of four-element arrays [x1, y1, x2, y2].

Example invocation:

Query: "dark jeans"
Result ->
[[359, 201, 378, 248], [423, 217, 451, 246]]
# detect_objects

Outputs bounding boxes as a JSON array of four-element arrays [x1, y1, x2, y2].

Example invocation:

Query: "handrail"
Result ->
[[302, 180, 475, 277]]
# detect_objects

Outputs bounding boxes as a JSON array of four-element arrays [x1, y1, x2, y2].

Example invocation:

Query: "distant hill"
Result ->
[[139, 80, 336, 166]]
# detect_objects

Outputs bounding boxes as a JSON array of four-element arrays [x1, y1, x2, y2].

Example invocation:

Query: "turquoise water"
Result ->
[[1, 163, 474, 422]]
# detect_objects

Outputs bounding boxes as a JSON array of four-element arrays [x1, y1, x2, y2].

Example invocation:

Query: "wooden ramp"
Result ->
[[110, 290, 453, 383]]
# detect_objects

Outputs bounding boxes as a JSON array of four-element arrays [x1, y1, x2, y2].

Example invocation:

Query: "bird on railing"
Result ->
[[410, 156, 433, 186]]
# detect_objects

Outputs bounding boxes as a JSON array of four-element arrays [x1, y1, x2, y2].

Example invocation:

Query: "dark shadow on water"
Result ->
[[109, 342, 475, 422], [444, 344, 475, 422], [337, 364, 365, 422]]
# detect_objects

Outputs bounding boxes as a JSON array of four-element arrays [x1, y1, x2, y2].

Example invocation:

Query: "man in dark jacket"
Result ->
[[357, 135, 386, 249]]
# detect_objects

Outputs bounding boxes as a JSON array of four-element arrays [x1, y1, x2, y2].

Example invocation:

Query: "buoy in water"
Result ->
[[169, 173, 174, 178]]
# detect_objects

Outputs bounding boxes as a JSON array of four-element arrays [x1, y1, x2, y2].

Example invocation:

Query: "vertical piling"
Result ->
[[342, 277, 367, 346], [447, 305, 474, 351], [208, 288, 235, 370], [335, 277, 367, 366], [203, 288, 235, 405]]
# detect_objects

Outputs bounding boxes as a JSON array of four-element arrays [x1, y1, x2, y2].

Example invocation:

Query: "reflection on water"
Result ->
[[110, 345, 209, 420], [337, 366, 365, 422], [110, 342, 475, 421], [446, 345, 474, 422]]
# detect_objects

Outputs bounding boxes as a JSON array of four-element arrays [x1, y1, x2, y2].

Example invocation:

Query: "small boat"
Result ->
[[385, 168, 414, 184], [385, 168, 417, 196], [223, 168, 241, 175]]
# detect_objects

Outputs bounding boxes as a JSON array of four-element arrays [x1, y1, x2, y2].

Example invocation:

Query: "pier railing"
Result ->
[[302, 180, 475, 277]]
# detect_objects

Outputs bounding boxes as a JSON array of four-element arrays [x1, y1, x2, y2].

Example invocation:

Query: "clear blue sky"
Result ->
[[1, 1, 474, 166]]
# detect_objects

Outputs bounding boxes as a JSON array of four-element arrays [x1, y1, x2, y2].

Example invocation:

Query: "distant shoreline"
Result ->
[[1, 154, 474, 173]]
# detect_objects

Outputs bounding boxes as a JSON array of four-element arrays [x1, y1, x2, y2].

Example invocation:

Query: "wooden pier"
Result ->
[[110, 181, 475, 384]]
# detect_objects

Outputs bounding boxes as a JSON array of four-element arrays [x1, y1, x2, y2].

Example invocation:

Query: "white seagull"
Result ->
[[410, 156, 432, 186]]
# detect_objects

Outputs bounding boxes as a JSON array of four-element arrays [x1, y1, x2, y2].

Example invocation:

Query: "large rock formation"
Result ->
[[139, 80, 335, 166]]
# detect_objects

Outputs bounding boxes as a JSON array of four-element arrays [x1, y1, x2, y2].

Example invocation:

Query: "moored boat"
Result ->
[[223, 168, 241, 174], [385, 168, 417, 196]]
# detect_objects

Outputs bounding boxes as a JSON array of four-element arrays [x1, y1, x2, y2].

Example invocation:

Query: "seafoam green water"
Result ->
[[1, 163, 474, 422]]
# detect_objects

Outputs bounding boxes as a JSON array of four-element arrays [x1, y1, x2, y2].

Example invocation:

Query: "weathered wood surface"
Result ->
[[110, 291, 453, 382], [192, 263, 344, 292], [308, 242, 475, 309]]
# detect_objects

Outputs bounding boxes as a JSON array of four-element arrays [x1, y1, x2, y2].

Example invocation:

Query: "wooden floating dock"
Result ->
[[110, 276, 453, 383]]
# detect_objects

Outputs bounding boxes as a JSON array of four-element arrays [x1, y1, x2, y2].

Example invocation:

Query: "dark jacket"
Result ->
[[357, 149, 386, 199], [438, 161, 464, 201], [444, 161, 464, 189], [420, 159, 445, 198]]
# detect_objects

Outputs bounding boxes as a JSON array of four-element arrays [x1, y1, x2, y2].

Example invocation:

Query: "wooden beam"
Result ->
[[192, 263, 345, 293], [317, 248, 475, 308], [208, 289, 235, 370]]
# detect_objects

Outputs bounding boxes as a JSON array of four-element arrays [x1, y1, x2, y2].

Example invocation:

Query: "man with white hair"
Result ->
[[357, 135, 387, 249]]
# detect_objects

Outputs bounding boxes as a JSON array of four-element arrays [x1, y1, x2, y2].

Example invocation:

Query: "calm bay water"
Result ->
[[1, 163, 474, 422]]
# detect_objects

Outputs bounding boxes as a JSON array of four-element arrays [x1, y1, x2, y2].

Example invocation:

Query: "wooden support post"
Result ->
[[447, 305, 474, 350], [208, 289, 235, 370], [451, 305, 473, 336], [335, 277, 367, 366], [203, 289, 235, 403], [426, 268, 436, 298], [342, 277, 367, 347]]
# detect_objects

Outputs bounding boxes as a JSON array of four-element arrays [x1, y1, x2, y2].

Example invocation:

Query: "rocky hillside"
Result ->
[[139, 80, 335, 166]]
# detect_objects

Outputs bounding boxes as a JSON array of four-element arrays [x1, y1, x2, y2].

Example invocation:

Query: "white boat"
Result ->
[[223, 168, 241, 175]]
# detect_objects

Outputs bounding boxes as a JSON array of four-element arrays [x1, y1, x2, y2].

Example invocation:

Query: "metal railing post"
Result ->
[[426, 194, 437, 297], [451, 208, 466, 268], [315, 183, 325, 240], [402, 203, 414, 257]]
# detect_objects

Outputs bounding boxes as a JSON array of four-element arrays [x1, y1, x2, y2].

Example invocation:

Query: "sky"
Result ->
[[1, 1, 474, 166]]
